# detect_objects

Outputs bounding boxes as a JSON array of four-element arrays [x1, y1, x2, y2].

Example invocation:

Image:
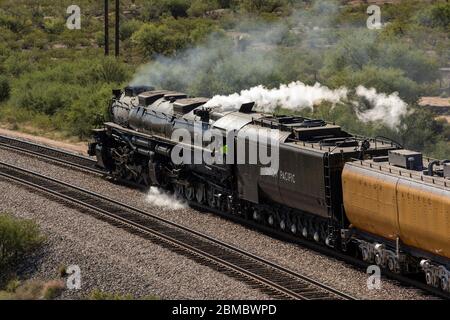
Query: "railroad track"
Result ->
[[0, 135, 103, 174], [0, 135, 446, 299], [0, 161, 354, 300]]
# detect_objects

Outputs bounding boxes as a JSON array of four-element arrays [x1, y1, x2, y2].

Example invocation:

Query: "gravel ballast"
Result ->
[[0, 179, 270, 299], [0, 146, 434, 299]]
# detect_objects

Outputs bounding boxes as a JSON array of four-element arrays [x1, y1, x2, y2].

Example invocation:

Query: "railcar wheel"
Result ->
[[387, 257, 396, 272], [253, 210, 260, 221], [374, 252, 383, 266], [440, 277, 449, 291], [425, 271, 433, 286], [361, 247, 370, 262]]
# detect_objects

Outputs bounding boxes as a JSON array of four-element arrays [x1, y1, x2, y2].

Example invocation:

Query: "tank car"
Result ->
[[342, 151, 450, 291]]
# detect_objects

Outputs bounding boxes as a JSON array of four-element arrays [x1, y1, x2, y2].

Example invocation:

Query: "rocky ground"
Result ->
[[0, 179, 270, 300], [0, 137, 436, 300]]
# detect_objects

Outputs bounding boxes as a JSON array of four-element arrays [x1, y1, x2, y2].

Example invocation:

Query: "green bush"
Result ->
[[0, 279, 64, 300], [188, 0, 219, 17], [90, 58, 130, 84], [416, 3, 450, 28], [0, 213, 43, 268], [132, 18, 217, 56], [120, 19, 142, 41], [43, 17, 65, 35], [141, 0, 191, 20]]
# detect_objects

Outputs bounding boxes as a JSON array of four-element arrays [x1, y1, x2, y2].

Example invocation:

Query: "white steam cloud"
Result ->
[[205, 82, 409, 129], [129, 1, 410, 130], [205, 81, 348, 112], [354, 86, 409, 129], [146, 187, 187, 210]]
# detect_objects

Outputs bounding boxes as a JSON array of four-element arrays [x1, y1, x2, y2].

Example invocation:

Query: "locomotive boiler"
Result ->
[[89, 86, 450, 293]]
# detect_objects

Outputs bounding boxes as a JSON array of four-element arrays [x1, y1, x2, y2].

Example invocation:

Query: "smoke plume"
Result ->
[[205, 82, 409, 129], [354, 86, 409, 129], [130, 1, 410, 130], [205, 81, 348, 112]]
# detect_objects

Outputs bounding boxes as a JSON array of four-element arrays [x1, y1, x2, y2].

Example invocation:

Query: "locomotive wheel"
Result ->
[[195, 184, 205, 203], [267, 215, 274, 226], [207, 188, 215, 208], [174, 184, 184, 199], [220, 196, 232, 213], [185, 185, 195, 201], [289, 219, 297, 234]]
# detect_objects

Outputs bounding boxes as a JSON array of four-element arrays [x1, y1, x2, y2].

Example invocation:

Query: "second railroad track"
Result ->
[[0, 135, 102, 174], [0, 160, 354, 300]]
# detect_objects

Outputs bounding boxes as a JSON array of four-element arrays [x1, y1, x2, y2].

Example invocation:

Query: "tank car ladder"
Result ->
[[323, 153, 332, 212]]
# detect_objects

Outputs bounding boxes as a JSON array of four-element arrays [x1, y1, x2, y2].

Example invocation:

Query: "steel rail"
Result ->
[[0, 161, 354, 300]]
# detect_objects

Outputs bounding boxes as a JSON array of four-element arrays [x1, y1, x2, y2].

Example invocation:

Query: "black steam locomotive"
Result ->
[[89, 86, 450, 293]]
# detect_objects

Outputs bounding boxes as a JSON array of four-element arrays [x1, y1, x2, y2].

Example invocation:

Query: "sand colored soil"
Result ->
[[0, 127, 88, 156]]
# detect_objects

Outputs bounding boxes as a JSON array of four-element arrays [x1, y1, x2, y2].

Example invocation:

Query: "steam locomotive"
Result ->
[[89, 86, 450, 293]]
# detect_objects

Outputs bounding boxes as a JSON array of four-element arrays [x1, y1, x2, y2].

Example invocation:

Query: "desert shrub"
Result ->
[[132, 23, 180, 56], [60, 85, 112, 139], [0, 279, 64, 300], [0, 11, 30, 33], [238, 0, 289, 13], [132, 18, 217, 56], [43, 17, 65, 35], [22, 29, 47, 50], [188, 0, 220, 17], [13, 82, 79, 115], [141, 0, 192, 20], [3, 53, 33, 77], [89, 57, 131, 84], [0, 213, 43, 269], [416, 3, 450, 28], [120, 19, 142, 41], [42, 280, 65, 299]]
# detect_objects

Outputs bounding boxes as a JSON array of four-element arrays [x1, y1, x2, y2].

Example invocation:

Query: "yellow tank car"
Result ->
[[342, 157, 450, 261]]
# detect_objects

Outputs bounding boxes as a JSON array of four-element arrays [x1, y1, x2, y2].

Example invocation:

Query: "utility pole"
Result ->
[[104, 0, 109, 56], [115, 0, 120, 57]]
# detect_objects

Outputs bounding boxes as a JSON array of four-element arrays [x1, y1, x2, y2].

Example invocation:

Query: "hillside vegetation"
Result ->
[[0, 0, 449, 157]]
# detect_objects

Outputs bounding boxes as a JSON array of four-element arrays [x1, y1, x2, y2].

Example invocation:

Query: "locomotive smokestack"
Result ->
[[112, 89, 122, 99]]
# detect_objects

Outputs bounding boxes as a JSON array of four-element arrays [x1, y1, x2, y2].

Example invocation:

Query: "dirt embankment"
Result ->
[[0, 128, 88, 156]]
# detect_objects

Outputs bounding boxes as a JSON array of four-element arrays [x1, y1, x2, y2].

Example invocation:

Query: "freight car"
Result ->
[[342, 152, 450, 290], [89, 86, 450, 293]]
